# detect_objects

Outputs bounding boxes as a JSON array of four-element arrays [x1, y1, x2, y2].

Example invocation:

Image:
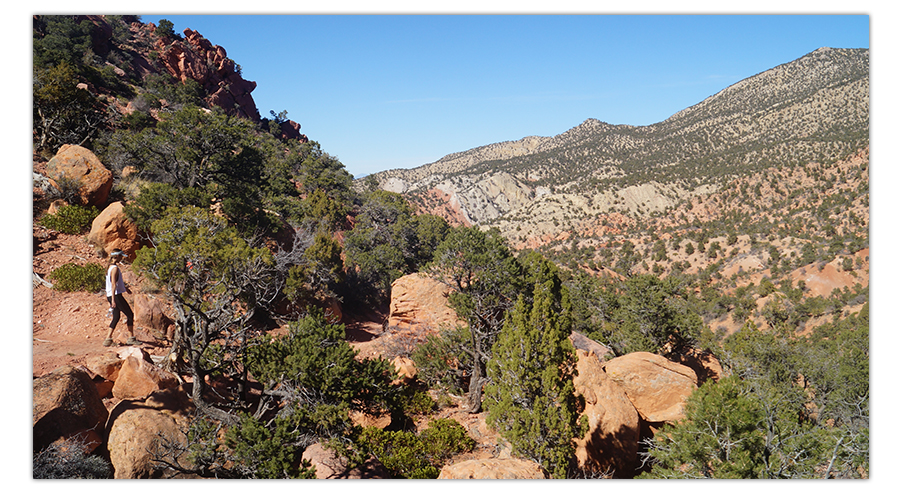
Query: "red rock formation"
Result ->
[[302, 442, 391, 479], [674, 347, 724, 386], [156, 28, 260, 122], [133, 293, 175, 340], [106, 387, 195, 478], [111, 349, 179, 400], [572, 349, 641, 476], [387, 273, 463, 334]]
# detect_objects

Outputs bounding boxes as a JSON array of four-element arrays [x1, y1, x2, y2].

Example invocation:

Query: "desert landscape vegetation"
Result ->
[[32, 16, 868, 479]]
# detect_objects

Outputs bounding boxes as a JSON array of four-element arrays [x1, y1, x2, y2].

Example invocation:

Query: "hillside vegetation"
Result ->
[[32, 15, 867, 479]]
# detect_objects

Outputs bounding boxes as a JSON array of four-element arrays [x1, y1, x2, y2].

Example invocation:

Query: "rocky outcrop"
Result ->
[[82, 351, 124, 398], [44, 145, 113, 207], [33, 366, 109, 454], [87, 201, 141, 260], [387, 273, 462, 334], [603, 352, 698, 423], [437, 458, 548, 479], [572, 349, 641, 476], [106, 387, 195, 479], [391, 356, 417, 384], [156, 28, 260, 122]]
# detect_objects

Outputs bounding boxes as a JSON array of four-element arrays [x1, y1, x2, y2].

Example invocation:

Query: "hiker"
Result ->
[[103, 249, 140, 347]]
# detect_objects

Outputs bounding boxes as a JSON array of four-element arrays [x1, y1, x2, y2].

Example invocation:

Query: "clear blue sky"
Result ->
[[138, 14, 868, 178]]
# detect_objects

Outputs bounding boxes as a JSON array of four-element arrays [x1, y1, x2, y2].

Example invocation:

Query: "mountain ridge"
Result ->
[[361, 47, 868, 246]]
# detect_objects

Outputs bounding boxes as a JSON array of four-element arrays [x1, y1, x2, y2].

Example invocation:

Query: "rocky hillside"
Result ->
[[32, 14, 306, 156], [365, 47, 869, 248]]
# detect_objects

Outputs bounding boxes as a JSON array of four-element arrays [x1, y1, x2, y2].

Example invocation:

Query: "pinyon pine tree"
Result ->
[[484, 278, 584, 478]]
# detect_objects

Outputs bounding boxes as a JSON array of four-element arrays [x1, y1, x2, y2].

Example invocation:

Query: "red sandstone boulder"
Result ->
[[111, 349, 179, 400], [437, 458, 548, 479], [572, 349, 641, 476], [106, 387, 194, 479], [603, 352, 698, 423], [82, 351, 125, 397], [133, 293, 174, 339], [45, 144, 113, 207], [47, 199, 68, 215], [387, 273, 462, 334], [87, 201, 141, 260], [33, 366, 109, 454]]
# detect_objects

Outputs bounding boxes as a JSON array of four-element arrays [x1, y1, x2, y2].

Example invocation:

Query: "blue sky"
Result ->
[[138, 14, 870, 179]]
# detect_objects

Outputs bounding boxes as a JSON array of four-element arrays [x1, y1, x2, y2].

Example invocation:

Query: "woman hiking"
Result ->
[[103, 249, 140, 347]]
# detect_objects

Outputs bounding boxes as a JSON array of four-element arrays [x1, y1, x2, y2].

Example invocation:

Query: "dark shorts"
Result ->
[[107, 293, 133, 329]]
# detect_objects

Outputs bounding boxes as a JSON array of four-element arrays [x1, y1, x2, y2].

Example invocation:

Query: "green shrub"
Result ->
[[418, 418, 476, 458], [354, 418, 475, 479], [39, 204, 99, 234], [396, 386, 437, 417], [411, 327, 472, 395], [48, 262, 105, 292]]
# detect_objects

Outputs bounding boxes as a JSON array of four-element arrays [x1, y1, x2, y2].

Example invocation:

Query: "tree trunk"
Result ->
[[466, 374, 485, 413], [465, 329, 486, 413]]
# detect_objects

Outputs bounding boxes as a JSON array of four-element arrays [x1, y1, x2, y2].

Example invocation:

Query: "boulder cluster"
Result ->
[[33, 350, 191, 479]]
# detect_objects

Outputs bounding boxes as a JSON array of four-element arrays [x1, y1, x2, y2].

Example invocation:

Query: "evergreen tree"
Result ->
[[484, 278, 583, 478]]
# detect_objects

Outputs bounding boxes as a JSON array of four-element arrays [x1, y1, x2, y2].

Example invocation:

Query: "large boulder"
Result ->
[[391, 356, 417, 384], [603, 352, 698, 423], [301, 442, 391, 479], [44, 144, 113, 207], [87, 201, 141, 260], [106, 387, 194, 479], [133, 293, 174, 339], [387, 273, 462, 334], [33, 366, 109, 453], [437, 458, 548, 479], [111, 348, 179, 400], [572, 349, 641, 477]]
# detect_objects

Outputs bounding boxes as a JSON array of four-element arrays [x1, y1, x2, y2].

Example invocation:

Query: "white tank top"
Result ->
[[106, 264, 126, 297]]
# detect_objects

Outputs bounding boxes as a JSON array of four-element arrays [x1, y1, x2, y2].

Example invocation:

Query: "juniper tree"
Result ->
[[483, 277, 584, 478], [134, 206, 282, 422]]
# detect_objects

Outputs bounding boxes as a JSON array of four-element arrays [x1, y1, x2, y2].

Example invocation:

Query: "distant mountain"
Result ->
[[363, 47, 869, 248]]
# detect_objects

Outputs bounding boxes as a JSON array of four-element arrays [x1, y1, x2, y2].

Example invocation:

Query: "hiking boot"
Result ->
[[102, 338, 114, 347], [126, 336, 142, 346]]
